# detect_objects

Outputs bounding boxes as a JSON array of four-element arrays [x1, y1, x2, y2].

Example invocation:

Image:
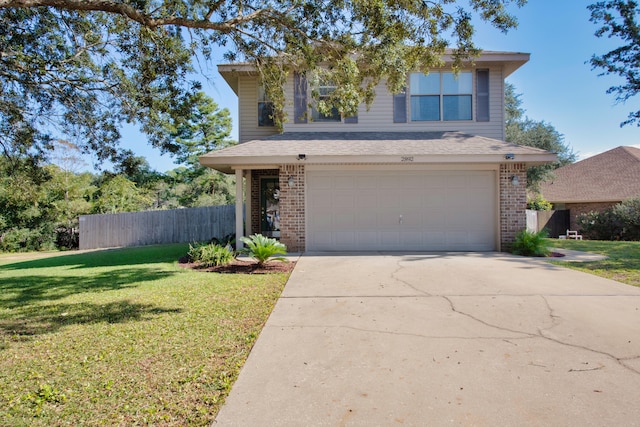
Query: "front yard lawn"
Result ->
[[0, 244, 291, 426], [550, 239, 640, 287]]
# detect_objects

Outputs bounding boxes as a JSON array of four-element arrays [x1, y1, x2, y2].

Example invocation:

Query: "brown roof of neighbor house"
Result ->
[[200, 131, 557, 173], [539, 146, 640, 204]]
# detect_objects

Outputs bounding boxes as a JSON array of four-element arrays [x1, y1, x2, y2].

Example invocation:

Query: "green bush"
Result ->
[[187, 242, 235, 267], [209, 233, 236, 249], [577, 196, 640, 241], [577, 210, 620, 240], [511, 229, 550, 257], [0, 226, 56, 252], [240, 234, 287, 267], [527, 194, 552, 211], [612, 197, 640, 240]]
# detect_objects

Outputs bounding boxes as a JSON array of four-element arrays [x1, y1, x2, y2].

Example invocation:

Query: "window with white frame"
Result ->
[[258, 85, 275, 127], [410, 71, 473, 121], [311, 81, 341, 122]]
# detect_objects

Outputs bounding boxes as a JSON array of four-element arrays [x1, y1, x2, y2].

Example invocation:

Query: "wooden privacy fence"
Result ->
[[526, 209, 570, 238], [79, 205, 236, 250]]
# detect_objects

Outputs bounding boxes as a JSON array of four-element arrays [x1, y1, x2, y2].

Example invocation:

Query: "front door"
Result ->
[[260, 177, 280, 238]]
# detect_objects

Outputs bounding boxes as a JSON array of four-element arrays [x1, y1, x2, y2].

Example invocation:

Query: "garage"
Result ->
[[306, 169, 497, 251]]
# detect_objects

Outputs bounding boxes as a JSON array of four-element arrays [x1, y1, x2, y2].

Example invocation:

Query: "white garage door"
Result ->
[[306, 170, 496, 251]]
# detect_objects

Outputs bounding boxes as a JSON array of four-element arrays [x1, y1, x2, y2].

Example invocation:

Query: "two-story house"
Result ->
[[200, 51, 556, 252]]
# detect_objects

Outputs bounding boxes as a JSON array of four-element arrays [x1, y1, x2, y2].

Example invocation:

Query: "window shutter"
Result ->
[[344, 115, 358, 123], [476, 69, 489, 122], [294, 72, 307, 124], [393, 89, 407, 123]]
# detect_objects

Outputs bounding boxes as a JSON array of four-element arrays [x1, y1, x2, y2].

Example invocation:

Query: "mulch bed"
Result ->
[[178, 257, 296, 274], [549, 252, 566, 258]]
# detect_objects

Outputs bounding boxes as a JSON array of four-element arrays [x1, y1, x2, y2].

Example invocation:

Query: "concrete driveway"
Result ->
[[214, 253, 640, 426]]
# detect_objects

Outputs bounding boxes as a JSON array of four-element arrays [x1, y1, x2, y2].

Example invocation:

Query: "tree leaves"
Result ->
[[504, 83, 576, 191], [589, 0, 640, 126], [1, 0, 526, 159]]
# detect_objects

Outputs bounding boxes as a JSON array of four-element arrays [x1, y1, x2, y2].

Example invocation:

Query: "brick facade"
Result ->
[[499, 163, 527, 251], [278, 164, 306, 252]]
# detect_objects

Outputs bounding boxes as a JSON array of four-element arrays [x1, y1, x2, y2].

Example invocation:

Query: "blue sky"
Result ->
[[115, 0, 639, 173]]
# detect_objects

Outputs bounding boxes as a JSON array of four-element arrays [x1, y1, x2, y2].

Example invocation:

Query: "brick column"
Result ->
[[500, 163, 527, 252], [279, 164, 305, 252]]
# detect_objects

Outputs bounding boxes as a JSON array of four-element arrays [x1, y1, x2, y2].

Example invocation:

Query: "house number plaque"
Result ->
[[401, 156, 414, 162]]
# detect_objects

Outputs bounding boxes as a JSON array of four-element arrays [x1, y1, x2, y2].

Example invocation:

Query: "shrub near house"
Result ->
[[578, 197, 640, 240]]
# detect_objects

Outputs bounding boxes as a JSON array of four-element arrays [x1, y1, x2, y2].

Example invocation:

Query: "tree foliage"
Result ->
[[0, 152, 236, 251], [169, 91, 233, 166], [589, 0, 640, 126], [504, 83, 576, 190], [1, 0, 526, 163]]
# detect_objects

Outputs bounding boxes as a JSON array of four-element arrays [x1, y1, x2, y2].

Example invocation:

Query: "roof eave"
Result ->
[[216, 51, 531, 92], [217, 63, 257, 95], [199, 152, 557, 174]]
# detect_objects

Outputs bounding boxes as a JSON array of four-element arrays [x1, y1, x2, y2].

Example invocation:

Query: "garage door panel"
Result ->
[[356, 231, 379, 246], [399, 231, 422, 246], [334, 176, 356, 189], [470, 174, 494, 188], [423, 190, 447, 207], [334, 214, 355, 231], [379, 175, 403, 189], [424, 231, 446, 245], [379, 230, 401, 246], [356, 210, 378, 228], [310, 214, 333, 230], [446, 175, 468, 188], [333, 231, 354, 245], [307, 170, 496, 251], [425, 175, 447, 188], [355, 175, 378, 189], [309, 175, 333, 189], [311, 232, 332, 248]]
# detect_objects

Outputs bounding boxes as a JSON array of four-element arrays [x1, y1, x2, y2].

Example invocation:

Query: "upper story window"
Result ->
[[409, 71, 472, 121], [311, 81, 341, 122], [293, 72, 358, 124], [258, 85, 275, 127]]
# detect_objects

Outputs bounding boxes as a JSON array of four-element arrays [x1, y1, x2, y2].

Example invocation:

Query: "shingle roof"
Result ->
[[539, 146, 640, 203], [200, 131, 556, 173]]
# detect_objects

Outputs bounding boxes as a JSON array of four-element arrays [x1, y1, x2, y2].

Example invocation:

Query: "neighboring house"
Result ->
[[200, 51, 556, 252], [539, 146, 640, 231]]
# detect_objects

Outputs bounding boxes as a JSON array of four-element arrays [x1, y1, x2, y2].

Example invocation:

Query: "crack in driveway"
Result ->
[[275, 291, 640, 376]]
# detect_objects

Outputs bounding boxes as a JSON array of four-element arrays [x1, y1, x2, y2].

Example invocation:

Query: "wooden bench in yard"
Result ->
[[558, 229, 582, 240]]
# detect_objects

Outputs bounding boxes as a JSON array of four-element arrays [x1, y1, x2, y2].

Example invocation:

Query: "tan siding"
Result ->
[[238, 76, 278, 143], [489, 67, 505, 140], [281, 66, 506, 140]]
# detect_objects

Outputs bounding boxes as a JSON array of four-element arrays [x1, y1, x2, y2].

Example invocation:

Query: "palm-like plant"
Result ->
[[240, 234, 288, 267], [511, 230, 550, 257]]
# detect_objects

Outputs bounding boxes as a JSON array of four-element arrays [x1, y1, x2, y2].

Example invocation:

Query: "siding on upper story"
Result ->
[[236, 66, 506, 143], [282, 66, 505, 140], [237, 76, 279, 143]]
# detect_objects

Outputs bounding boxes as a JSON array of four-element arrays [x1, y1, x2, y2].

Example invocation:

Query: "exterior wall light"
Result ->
[[511, 175, 520, 186], [288, 175, 295, 188]]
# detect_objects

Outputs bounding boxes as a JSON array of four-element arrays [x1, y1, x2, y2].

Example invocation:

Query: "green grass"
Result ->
[[549, 239, 640, 287], [0, 244, 291, 426]]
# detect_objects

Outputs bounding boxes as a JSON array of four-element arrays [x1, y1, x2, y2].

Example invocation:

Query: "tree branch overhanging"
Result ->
[[0, 0, 276, 31]]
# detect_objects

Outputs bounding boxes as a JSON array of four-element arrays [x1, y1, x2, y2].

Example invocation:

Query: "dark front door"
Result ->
[[260, 177, 280, 238]]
